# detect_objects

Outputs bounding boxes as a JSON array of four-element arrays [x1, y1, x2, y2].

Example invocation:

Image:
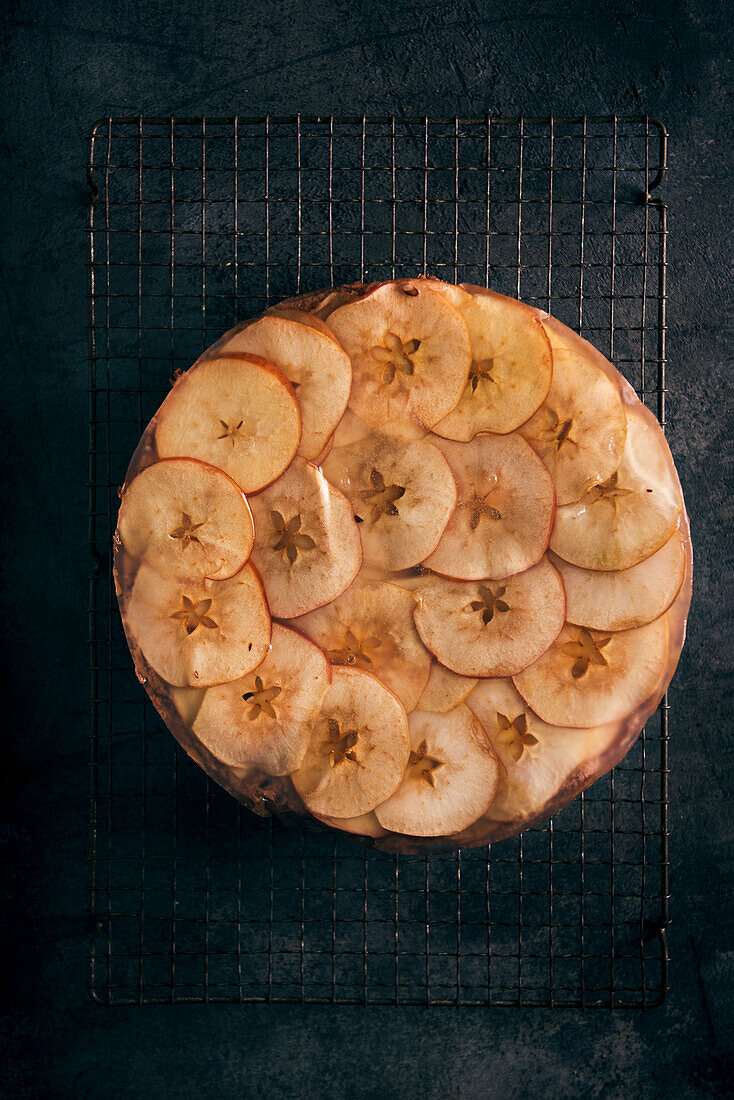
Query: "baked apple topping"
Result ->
[[115, 278, 691, 851]]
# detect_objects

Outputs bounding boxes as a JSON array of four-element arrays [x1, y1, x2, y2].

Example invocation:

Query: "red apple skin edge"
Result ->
[[113, 280, 692, 855]]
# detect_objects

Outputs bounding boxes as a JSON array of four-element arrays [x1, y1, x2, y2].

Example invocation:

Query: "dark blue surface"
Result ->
[[1, 1, 732, 1095]]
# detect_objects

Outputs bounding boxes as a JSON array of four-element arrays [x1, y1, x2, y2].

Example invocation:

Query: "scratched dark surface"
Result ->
[[1, 1, 732, 1096]]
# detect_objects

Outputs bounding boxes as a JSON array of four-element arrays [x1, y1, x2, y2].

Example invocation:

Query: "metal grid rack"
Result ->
[[88, 116, 670, 1007]]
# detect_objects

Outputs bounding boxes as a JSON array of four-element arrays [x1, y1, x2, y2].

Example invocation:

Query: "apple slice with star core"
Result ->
[[424, 433, 556, 580], [374, 705, 501, 836], [191, 624, 330, 775], [413, 557, 566, 677], [125, 562, 270, 687], [155, 354, 301, 493], [117, 458, 254, 581], [326, 280, 471, 429], [291, 666, 410, 818], [249, 458, 362, 619]]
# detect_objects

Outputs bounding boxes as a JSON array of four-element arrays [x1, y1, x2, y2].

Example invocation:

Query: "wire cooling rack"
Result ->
[[87, 116, 670, 1007]]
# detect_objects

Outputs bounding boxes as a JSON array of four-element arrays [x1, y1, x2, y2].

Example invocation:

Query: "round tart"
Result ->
[[114, 278, 692, 853]]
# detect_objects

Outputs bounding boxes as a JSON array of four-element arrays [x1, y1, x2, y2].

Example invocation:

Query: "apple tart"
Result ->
[[114, 278, 691, 852]]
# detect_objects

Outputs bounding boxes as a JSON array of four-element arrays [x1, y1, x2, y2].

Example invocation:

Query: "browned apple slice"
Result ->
[[548, 529, 686, 631], [191, 624, 330, 775], [249, 458, 362, 618], [317, 812, 386, 838], [125, 562, 270, 687], [218, 312, 352, 461], [430, 287, 552, 438], [417, 663, 478, 713], [467, 678, 617, 823], [374, 706, 500, 836], [322, 427, 456, 571], [155, 354, 301, 493], [326, 280, 471, 429], [550, 410, 683, 570], [294, 579, 431, 712], [518, 344, 627, 505], [424, 434, 555, 580], [117, 458, 254, 581], [292, 666, 410, 818], [513, 616, 669, 727], [413, 558, 565, 677]]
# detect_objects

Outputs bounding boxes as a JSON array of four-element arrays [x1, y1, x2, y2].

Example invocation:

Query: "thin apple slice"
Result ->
[[374, 706, 500, 836], [317, 812, 386, 838], [518, 345, 627, 505], [295, 580, 431, 713], [218, 312, 352, 461], [326, 280, 471, 429], [513, 616, 669, 727], [548, 530, 686, 631], [417, 663, 478, 713], [550, 410, 683, 570], [467, 678, 616, 823], [431, 288, 552, 438], [292, 666, 410, 819], [424, 434, 555, 580], [155, 354, 301, 493], [249, 458, 362, 618], [322, 427, 456, 571], [117, 458, 254, 581], [191, 624, 330, 775], [125, 562, 270, 687], [413, 558, 565, 677]]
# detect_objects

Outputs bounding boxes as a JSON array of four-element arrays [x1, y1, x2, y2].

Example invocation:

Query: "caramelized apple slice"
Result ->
[[417, 663, 478, 713], [467, 678, 616, 823], [513, 616, 669, 727], [326, 280, 471, 429], [155, 355, 301, 493], [322, 427, 456, 571], [431, 288, 552, 438], [125, 562, 270, 687], [518, 345, 626, 505], [191, 624, 330, 775], [292, 666, 410, 818], [548, 529, 686, 631], [219, 312, 351, 461], [295, 579, 431, 713], [413, 558, 565, 677], [117, 458, 254, 581], [424, 434, 555, 580], [550, 410, 683, 570], [249, 458, 362, 618], [375, 706, 500, 836]]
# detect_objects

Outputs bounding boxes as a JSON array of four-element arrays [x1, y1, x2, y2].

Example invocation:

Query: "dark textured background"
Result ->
[[1, 1, 732, 1095]]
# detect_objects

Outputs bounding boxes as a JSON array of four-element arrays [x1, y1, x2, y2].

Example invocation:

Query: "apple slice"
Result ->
[[322, 427, 456, 571], [117, 458, 254, 581], [548, 529, 686, 631], [294, 579, 431, 712], [326, 280, 471, 429], [518, 344, 627, 505], [155, 354, 301, 493], [417, 663, 478, 713], [249, 458, 362, 618], [430, 288, 552, 438], [317, 812, 386, 838], [513, 616, 669, 727], [374, 706, 500, 836], [550, 410, 683, 570], [413, 558, 565, 677], [467, 678, 616, 823], [191, 624, 330, 775], [218, 312, 352, 462], [125, 562, 270, 687], [423, 434, 555, 580], [292, 666, 410, 819]]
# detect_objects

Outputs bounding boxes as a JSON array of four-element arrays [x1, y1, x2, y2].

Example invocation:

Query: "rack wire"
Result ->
[[88, 116, 670, 1007]]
